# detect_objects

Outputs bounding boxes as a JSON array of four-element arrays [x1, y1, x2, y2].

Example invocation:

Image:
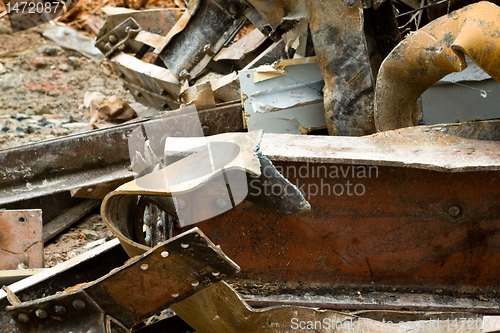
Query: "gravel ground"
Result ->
[[0, 17, 133, 150], [0, 17, 131, 264]]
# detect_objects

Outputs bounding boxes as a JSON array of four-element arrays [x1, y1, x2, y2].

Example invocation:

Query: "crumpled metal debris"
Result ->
[[102, 129, 310, 257], [6, 228, 240, 333], [240, 57, 326, 134], [305, 0, 400, 136], [43, 25, 104, 62], [375, 1, 500, 131], [84, 92, 137, 129]]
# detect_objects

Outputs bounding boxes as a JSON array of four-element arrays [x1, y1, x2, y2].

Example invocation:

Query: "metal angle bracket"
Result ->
[[7, 228, 240, 333], [96, 17, 142, 58]]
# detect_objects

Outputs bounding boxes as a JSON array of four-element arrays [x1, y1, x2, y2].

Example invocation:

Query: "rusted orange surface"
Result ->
[[187, 162, 500, 289], [0, 210, 43, 270]]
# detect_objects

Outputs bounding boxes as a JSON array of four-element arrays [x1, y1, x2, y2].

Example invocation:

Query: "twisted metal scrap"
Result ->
[[375, 1, 500, 131]]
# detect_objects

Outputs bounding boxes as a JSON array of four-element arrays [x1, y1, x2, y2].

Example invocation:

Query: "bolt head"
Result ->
[[448, 205, 461, 217], [109, 35, 117, 44], [35, 309, 48, 319], [53, 305, 67, 315], [17, 313, 30, 323], [72, 299, 86, 310]]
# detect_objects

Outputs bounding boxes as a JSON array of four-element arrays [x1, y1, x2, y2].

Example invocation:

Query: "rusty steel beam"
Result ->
[[7, 228, 239, 333], [375, 1, 500, 131], [97, 120, 500, 308], [0, 239, 129, 333], [244, 292, 500, 314], [171, 281, 500, 333], [42, 199, 101, 243], [190, 159, 500, 293], [0, 103, 243, 206]]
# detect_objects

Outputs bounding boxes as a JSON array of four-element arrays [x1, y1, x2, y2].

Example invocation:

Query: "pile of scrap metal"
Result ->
[[3, 0, 500, 332], [94, 0, 402, 135]]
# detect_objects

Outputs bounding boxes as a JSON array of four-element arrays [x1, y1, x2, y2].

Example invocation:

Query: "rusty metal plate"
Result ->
[[0, 210, 43, 270], [98, 8, 182, 40], [189, 159, 500, 292], [7, 228, 240, 332], [305, 0, 400, 136], [305, 0, 376, 136], [8, 290, 109, 333], [157, 0, 248, 81], [0, 239, 128, 333], [111, 52, 181, 99]]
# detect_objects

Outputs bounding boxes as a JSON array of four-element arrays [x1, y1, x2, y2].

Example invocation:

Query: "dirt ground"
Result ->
[[0, 16, 132, 149], [0, 16, 132, 263], [43, 212, 116, 267]]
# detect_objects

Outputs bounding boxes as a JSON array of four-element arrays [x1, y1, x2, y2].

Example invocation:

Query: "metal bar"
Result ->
[[375, 2, 500, 131], [7, 228, 240, 332], [0, 269, 47, 286], [243, 292, 500, 314], [42, 199, 101, 243], [305, 0, 377, 136], [0, 103, 243, 206]]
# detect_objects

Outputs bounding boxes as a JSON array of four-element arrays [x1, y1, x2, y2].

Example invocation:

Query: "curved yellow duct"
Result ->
[[375, 1, 500, 131]]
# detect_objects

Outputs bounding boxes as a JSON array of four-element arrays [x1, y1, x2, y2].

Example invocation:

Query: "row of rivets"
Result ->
[[17, 299, 85, 323]]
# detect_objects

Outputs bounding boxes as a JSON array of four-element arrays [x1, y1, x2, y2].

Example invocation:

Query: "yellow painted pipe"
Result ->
[[375, 1, 500, 131]]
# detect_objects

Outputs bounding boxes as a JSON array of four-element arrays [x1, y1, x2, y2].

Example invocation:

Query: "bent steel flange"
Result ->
[[375, 1, 500, 132], [102, 130, 310, 257], [7, 228, 240, 333], [171, 281, 494, 333]]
